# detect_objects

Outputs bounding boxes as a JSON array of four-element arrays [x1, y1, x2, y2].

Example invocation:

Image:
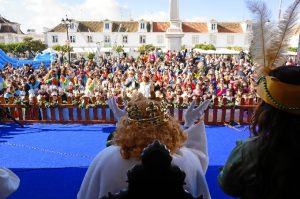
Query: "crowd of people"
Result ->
[[2, 0, 300, 199], [1, 49, 289, 107]]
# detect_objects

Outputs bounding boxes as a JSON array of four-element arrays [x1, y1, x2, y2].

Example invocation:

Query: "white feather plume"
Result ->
[[247, 0, 300, 75], [247, 1, 273, 75], [267, 0, 300, 69]]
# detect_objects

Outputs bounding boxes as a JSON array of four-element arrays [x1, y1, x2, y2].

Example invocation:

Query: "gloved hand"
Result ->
[[107, 97, 127, 121], [184, 99, 211, 128]]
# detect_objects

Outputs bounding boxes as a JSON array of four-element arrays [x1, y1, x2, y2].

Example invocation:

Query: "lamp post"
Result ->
[[61, 15, 71, 64]]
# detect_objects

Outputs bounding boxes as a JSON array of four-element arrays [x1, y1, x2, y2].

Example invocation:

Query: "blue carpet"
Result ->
[[0, 123, 250, 199]]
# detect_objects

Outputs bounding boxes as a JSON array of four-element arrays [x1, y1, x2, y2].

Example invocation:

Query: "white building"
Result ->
[[44, 0, 299, 56], [45, 19, 253, 54], [26, 29, 45, 42], [0, 15, 25, 43], [0, 15, 46, 44]]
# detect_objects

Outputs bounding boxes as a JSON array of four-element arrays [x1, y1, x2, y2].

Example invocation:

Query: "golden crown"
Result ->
[[125, 99, 170, 125]]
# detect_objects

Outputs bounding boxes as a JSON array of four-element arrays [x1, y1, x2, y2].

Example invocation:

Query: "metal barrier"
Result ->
[[0, 96, 257, 125]]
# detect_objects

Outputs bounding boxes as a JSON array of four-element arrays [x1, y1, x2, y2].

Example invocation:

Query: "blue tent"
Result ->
[[0, 49, 55, 69]]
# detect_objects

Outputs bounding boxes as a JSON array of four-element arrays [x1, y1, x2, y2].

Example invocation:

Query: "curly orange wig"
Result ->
[[113, 93, 187, 160]]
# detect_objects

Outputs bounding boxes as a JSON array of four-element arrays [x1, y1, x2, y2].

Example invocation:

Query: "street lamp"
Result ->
[[61, 15, 71, 64]]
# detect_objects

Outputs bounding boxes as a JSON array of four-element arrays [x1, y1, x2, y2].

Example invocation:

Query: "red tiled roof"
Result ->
[[182, 22, 208, 33], [0, 16, 17, 24], [48, 20, 248, 34], [217, 22, 243, 33], [79, 21, 103, 32], [112, 21, 138, 32], [152, 22, 169, 32], [49, 21, 103, 32], [49, 24, 67, 32], [0, 25, 17, 33]]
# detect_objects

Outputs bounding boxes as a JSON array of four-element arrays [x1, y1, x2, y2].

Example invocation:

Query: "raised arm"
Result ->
[[107, 97, 127, 122], [183, 100, 210, 173]]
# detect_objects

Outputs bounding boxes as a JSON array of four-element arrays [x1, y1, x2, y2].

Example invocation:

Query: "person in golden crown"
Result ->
[[77, 91, 212, 199], [218, 1, 300, 199]]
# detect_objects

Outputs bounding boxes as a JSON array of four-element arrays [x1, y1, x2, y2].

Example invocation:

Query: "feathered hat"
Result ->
[[248, 0, 300, 114]]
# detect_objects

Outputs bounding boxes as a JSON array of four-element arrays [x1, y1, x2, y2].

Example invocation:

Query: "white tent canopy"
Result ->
[[193, 48, 241, 54], [43, 48, 59, 54], [72, 47, 97, 53], [284, 51, 297, 56], [98, 47, 112, 53]]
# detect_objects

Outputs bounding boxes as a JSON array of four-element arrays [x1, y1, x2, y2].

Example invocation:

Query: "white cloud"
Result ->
[[139, 11, 169, 21], [0, 0, 129, 33], [186, 16, 208, 22]]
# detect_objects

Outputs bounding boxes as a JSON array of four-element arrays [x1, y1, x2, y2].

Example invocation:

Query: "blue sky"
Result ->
[[120, 0, 295, 21], [0, 0, 296, 33], [61, 0, 295, 21]]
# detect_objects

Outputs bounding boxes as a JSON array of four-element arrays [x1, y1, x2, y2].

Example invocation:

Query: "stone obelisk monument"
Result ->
[[165, 0, 184, 51]]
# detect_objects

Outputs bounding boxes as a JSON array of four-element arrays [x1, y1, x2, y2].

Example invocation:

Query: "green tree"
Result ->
[[52, 44, 63, 52], [0, 43, 9, 52], [112, 45, 124, 56], [194, 43, 216, 50], [138, 44, 156, 54], [23, 37, 46, 56], [226, 46, 243, 51], [4, 43, 17, 53], [87, 52, 96, 60], [288, 47, 297, 52], [14, 42, 27, 53], [52, 44, 73, 61]]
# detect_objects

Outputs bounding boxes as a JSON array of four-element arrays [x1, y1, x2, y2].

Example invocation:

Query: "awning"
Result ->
[[98, 47, 112, 52], [72, 47, 97, 53], [284, 51, 297, 56], [193, 48, 240, 55], [123, 48, 131, 53]]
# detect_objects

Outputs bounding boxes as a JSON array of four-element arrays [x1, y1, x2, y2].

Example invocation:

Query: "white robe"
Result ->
[[0, 167, 20, 199], [77, 121, 210, 199], [138, 82, 151, 98]]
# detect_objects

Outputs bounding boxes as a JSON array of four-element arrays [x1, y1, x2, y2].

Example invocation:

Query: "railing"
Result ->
[[0, 96, 258, 125]]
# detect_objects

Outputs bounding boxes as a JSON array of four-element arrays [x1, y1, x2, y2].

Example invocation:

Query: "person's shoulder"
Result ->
[[234, 137, 261, 158], [90, 146, 122, 166], [95, 145, 120, 157], [240, 137, 260, 147]]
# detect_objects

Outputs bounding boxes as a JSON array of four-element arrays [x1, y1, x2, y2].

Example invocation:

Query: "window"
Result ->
[[69, 23, 75, 29], [227, 35, 234, 45], [7, 35, 13, 43], [192, 35, 199, 45], [140, 22, 145, 30], [209, 34, 217, 45], [52, 35, 58, 43], [122, 35, 128, 44], [157, 35, 164, 44], [244, 35, 250, 45], [140, 35, 146, 44], [211, 23, 216, 30], [87, 35, 93, 43], [104, 35, 110, 43], [246, 24, 251, 31], [70, 35, 76, 43], [105, 23, 110, 30], [0, 36, 4, 43]]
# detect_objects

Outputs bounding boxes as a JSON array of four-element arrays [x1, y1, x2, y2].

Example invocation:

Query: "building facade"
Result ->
[[0, 15, 45, 44], [45, 19, 253, 54], [0, 15, 25, 43]]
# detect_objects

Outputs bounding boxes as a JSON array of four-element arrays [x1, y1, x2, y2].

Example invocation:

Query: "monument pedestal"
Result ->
[[166, 0, 183, 52], [165, 32, 184, 51]]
